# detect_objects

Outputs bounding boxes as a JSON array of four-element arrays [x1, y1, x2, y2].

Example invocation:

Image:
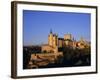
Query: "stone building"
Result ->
[[48, 29, 58, 48], [58, 38, 64, 47], [42, 29, 89, 53], [42, 29, 58, 53], [41, 44, 54, 53], [42, 30, 74, 53]]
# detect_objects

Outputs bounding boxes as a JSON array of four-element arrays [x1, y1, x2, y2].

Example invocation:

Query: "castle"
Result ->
[[28, 29, 90, 68], [42, 29, 90, 53]]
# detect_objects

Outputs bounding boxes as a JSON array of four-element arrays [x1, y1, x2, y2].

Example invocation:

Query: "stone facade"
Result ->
[[41, 44, 54, 53], [42, 30, 89, 53]]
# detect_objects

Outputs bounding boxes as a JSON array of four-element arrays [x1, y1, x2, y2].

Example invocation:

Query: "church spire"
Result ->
[[50, 29, 52, 34]]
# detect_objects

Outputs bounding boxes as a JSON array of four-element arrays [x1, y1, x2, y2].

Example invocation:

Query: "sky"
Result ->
[[23, 10, 91, 46]]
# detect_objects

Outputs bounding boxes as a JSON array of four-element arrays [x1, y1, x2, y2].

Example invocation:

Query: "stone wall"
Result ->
[[30, 52, 63, 61], [28, 52, 63, 68]]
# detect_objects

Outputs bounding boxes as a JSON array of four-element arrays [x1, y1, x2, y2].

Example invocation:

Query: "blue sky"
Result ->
[[23, 10, 91, 46]]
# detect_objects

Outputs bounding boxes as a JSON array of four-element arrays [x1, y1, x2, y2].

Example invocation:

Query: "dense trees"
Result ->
[[23, 46, 41, 69], [23, 48, 31, 69], [58, 46, 91, 66]]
